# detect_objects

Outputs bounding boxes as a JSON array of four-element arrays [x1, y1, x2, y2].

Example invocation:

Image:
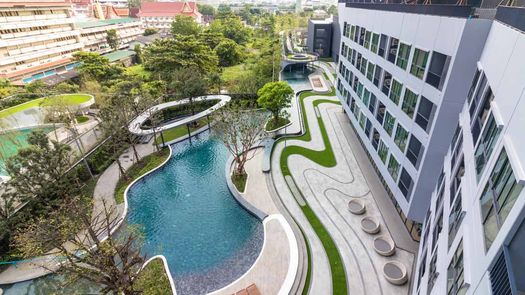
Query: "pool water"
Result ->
[[0, 126, 55, 175], [281, 64, 315, 89], [126, 132, 263, 294]]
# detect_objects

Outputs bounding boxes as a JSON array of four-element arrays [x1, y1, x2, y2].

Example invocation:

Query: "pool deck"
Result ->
[[271, 86, 418, 294]]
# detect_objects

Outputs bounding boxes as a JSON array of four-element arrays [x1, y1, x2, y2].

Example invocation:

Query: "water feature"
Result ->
[[126, 131, 263, 294], [281, 64, 315, 90]]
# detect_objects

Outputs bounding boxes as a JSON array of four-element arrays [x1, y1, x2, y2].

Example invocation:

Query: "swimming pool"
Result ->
[[0, 126, 55, 176], [126, 132, 263, 294]]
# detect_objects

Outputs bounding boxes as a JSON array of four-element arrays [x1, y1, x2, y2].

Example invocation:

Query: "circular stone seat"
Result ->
[[383, 261, 408, 285], [373, 236, 396, 256], [360, 216, 380, 234], [348, 199, 366, 215]]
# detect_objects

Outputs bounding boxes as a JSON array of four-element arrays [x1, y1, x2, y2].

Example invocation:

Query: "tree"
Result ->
[[327, 5, 338, 15], [257, 81, 293, 124], [213, 105, 266, 177], [214, 39, 243, 67], [143, 37, 218, 78], [199, 30, 223, 49], [197, 3, 215, 16], [53, 82, 80, 94], [73, 52, 123, 83], [207, 72, 222, 94], [106, 29, 119, 51], [216, 4, 233, 19], [15, 198, 145, 295], [133, 44, 143, 64], [209, 16, 251, 45], [24, 80, 49, 96], [128, 0, 141, 8], [143, 28, 158, 36], [170, 15, 201, 36], [168, 66, 207, 115]]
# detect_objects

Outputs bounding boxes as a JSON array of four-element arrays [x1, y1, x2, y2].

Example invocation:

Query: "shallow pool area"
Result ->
[[0, 126, 55, 175], [126, 132, 263, 294], [281, 64, 315, 89]]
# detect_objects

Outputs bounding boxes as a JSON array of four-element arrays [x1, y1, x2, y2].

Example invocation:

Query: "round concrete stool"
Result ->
[[383, 261, 408, 285], [373, 236, 396, 256], [360, 216, 380, 234], [348, 199, 366, 215]]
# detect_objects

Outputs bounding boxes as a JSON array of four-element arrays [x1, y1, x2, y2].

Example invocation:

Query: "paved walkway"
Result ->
[[271, 90, 417, 294], [0, 142, 157, 284]]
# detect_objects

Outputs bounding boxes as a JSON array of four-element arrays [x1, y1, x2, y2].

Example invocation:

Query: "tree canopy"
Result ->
[[257, 81, 293, 121], [215, 39, 243, 67], [73, 52, 123, 83], [197, 3, 215, 16], [209, 16, 251, 45], [106, 29, 119, 50], [170, 15, 201, 36]]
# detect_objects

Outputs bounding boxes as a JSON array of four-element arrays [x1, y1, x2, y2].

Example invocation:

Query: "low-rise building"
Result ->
[[76, 17, 143, 54], [137, 1, 202, 35]]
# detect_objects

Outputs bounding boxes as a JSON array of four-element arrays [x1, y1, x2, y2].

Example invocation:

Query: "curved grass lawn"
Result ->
[[0, 94, 92, 119], [277, 88, 348, 295]]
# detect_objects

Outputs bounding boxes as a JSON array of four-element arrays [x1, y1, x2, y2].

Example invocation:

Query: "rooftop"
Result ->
[[75, 17, 139, 29], [103, 50, 135, 62], [137, 1, 200, 17]]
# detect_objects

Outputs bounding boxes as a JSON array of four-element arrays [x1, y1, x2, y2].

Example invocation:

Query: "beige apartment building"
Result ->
[[0, 1, 83, 85], [76, 18, 143, 54]]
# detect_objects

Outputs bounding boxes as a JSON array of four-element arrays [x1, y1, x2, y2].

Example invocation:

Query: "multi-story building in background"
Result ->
[[76, 17, 143, 53], [336, 1, 493, 240], [137, 1, 202, 35], [413, 6, 525, 295], [0, 0, 83, 84]]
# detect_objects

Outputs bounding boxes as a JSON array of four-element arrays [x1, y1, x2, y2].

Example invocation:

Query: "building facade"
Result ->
[[0, 0, 83, 84], [76, 18, 143, 54], [335, 2, 493, 241], [307, 18, 333, 58], [137, 2, 202, 35], [413, 6, 525, 295]]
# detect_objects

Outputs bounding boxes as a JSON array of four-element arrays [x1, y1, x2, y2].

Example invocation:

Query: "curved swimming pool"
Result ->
[[126, 132, 263, 295]]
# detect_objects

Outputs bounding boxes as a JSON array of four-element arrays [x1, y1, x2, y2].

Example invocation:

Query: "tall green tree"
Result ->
[[209, 16, 251, 45], [214, 39, 243, 67], [143, 36, 218, 78], [106, 29, 119, 50], [257, 81, 293, 123], [168, 66, 208, 115], [73, 52, 123, 82], [197, 3, 215, 16], [199, 30, 223, 49], [133, 44, 143, 64], [170, 15, 201, 36]]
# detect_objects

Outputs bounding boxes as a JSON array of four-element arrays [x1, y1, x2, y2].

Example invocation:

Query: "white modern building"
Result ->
[[413, 5, 525, 295], [335, 1, 493, 240]]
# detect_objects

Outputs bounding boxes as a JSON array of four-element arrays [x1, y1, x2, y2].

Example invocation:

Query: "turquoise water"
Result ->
[[0, 127, 55, 175], [281, 64, 315, 88], [126, 132, 263, 294]]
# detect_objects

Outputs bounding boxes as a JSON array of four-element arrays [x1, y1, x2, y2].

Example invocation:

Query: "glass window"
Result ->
[[364, 30, 371, 49], [367, 63, 375, 82], [382, 71, 392, 96], [394, 124, 409, 152], [407, 135, 424, 168], [398, 168, 413, 199], [369, 93, 377, 115], [350, 25, 356, 40], [471, 85, 494, 144], [378, 139, 389, 163], [402, 88, 419, 118], [480, 149, 523, 250], [371, 33, 379, 54], [378, 34, 388, 58], [410, 48, 429, 79], [447, 241, 466, 295], [356, 53, 362, 71], [365, 119, 372, 137], [387, 37, 399, 63], [354, 26, 360, 43], [383, 111, 396, 136], [426, 51, 450, 90], [448, 195, 464, 249], [362, 88, 370, 107], [360, 58, 367, 75], [474, 114, 501, 181], [373, 65, 382, 87], [428, 252, 438, 294], [389, 79, 403, 105], [359, 27, 366, 46], [376, 101, 386, 125], [387, 154, 400, 181], [396, 43, 411, 70], [371, 129, 380, 150], [416, 96, 436, 132], [359, 112, 366, 129]]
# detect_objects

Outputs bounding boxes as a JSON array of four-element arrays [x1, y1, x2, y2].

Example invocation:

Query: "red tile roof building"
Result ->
[[137, 1, 202, 34]]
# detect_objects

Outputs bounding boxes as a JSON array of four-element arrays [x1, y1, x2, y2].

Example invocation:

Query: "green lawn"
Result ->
[[265, 117, 290, 131], [221, 64, 250, 85], [115, 148, 170, 204], [0, 94, 92, 119], [154, 117, 209, 145], [277, 87, 348, 295], [134, 258, 172, 294], [76, 115, 89, 124]]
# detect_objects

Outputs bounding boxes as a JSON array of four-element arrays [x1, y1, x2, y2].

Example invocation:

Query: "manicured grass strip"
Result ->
[[265, 117, 290, 131], [154, 117, 209, 145], [277, 88, 347, 295], [115, 148, 170, 204], [76, 115, 89, 124], [0, 94, 92, 119], [300, 226, 313, 295], [135, 258, 172, 294]]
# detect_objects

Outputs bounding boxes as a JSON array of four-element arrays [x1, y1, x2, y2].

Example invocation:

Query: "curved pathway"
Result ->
[[128, 95, 230, 136], [272, 86, 416, 294]]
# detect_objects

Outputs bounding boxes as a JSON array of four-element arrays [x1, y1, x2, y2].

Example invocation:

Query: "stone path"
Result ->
[[271, 86, 417, 294]]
